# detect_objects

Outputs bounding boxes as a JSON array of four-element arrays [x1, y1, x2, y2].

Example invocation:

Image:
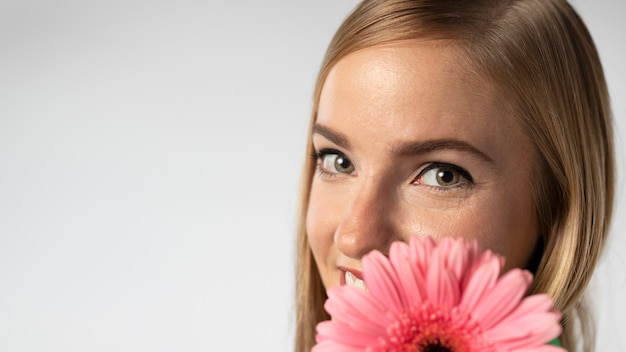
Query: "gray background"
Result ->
[[0, 0, 623, 351]]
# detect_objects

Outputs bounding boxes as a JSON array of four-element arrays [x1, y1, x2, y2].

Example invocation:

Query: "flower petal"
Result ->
[[426, 255, 460, 310], [313, 338, 366, 352], [495, 294, 557, 327], [324, 286, 390, 335], [409, 236, 434, 278], [316, 320, 380, 347], [488, 310, 562, 349], [389, 241, 425, 307], [459, 252, 501, 311], [511, 345, 565, 352], [363, 250, 404, 314], [444, 236, 470, 282], [470, 269, 532, 329]]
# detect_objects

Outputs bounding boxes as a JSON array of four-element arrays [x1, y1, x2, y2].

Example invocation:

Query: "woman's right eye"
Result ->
[[315, 150, 355, 175]]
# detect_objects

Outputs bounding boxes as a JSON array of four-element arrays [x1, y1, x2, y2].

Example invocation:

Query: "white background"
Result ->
[[0, 1, 623, 351]]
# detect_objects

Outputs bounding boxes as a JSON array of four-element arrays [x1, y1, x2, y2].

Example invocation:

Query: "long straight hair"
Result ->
[[295, 1, 614, 351]]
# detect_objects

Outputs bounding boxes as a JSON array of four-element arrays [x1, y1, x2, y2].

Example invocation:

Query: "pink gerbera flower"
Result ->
[[314, 236, 564, 352]]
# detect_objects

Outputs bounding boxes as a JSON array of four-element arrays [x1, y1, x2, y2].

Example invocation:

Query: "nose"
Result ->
[[334, 177, 402, 259]]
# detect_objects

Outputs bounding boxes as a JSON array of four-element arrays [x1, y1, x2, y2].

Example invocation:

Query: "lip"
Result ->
[[339, 266, 364, 286]]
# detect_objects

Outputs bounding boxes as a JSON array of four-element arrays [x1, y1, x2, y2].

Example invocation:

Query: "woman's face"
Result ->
[[306, 41, 539, 291]]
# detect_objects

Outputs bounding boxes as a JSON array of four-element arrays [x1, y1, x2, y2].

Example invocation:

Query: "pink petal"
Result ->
[[427, 261, 460, 310], [466, 239, 480, 264], [488, 311, 562, 349], [436, 236, 454, 255], [512, 294, 553, 313], [409, 236, 434, 278], [405, 240, 430, 301], [492, 294, 561, 325], [512, 346, 565, 352], [324, 287, 390, 335], [312, 339, 365, 352], [316, 321, 379, 347], [483, 295, 562, 347], [388, 241, 425, 307], [470, 269, 532, 329], [459, 253, 501, 311], [363, 250, 404, 314], [444, 237, 469, 281], [497, 294, 556, 324]]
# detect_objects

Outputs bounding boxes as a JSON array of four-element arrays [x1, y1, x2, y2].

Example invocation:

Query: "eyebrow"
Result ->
[[392, 139, 494, 163], [312, 123, 352, 150], [312, 123, 494, 163]]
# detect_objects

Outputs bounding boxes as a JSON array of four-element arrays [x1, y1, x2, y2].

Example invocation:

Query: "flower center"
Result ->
[[422, 344, 452, 352], [402, 334, 460, 352], [387, 309, 474, 352]]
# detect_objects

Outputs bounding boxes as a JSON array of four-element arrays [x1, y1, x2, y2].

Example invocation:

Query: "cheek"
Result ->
[[305, 188, 337, 286], [443, 194, 538, 270], [399, 186, 538, 271]]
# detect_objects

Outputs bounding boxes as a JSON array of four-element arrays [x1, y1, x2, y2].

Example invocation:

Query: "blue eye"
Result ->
[[316, 150, 355, 175], [417, 163, 472, 188]]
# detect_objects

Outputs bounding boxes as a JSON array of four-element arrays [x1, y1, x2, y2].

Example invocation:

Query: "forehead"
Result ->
[[316, 40, 520, 157], [325, 40, 470, 99]]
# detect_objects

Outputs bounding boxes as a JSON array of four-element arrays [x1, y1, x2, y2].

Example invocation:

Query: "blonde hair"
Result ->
[[295, 1, 614, 351]]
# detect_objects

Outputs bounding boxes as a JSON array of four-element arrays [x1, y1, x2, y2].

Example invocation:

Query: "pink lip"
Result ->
[[338, 266, 364, 286]]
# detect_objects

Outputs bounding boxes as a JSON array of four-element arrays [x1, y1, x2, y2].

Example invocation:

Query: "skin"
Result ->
[[306, 40, 539, 291]]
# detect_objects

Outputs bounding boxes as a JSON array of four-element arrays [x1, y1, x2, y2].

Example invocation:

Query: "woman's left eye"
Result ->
[[415, 163, 473, 188], [315, 149, 355, 175]]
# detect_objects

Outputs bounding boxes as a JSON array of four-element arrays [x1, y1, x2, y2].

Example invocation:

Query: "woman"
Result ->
[[295, 0, 614, 351]]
